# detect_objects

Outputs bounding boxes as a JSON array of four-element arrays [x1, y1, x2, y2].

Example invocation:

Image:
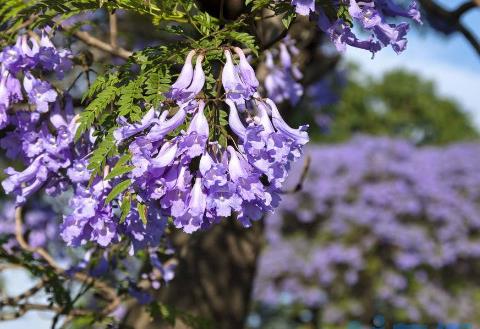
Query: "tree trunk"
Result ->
[[123, 220, 264, 329]]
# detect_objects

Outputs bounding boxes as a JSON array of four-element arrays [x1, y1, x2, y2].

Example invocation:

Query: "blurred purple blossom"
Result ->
[[254, 136, 480, 323]]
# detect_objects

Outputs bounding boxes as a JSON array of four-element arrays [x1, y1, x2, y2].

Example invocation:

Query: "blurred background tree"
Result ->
[[301, 69, 478, 145]]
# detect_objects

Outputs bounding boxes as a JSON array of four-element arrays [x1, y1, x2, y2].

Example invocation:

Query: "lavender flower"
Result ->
[[312, 0, 421, 55], [254, 136, 480, 324], [103, 48, 308, 234], [263, 38, 303, 105], [23, 73, 58, 113]]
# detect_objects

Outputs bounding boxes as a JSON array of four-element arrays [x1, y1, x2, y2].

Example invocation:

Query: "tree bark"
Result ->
[[123, 220, 264, 329]]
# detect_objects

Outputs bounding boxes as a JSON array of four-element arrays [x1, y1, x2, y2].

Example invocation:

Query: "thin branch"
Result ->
[[14, 207, 121, 317], [418, 0, 480, 55], [0, 279, 46, 307], [109, 12, 118, 48], [0, 303, 90, 321], [454, 1, 478, 17], [71, 30, 132, 59], [458, 24, 480, 55]]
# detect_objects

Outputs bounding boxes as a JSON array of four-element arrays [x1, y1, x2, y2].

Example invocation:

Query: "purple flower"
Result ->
[[316, 0, 419, 56], [166, 50, 196, 101], [177, 100, 209, 160], [254, 137, 480, 323], [146, 105, 187, 142], [114, 107, 157, 143], [264, 42, 304, 106], [174, 177, 206, 233], [266, 98, 309, 145], [225, 99, 247, 140], [23, 73, 57, 113], [168, 53, 205, 106], [222, 49, 246, 102], [2, 155, 49, 204], [233, 47, 259, 90]]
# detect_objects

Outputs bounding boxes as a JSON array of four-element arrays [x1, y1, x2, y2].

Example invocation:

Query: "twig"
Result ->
[[14, 207, 121, 317], [419, 0, 480, 55], [71, 30, 132, 59], [0, 279, 46, 307], [109, 12, 118, 48], [0, 303, 90, 321]]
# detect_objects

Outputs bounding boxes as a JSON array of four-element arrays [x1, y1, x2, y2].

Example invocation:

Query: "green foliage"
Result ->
[[105, 179, 132, 204], [76, 82, 118, 140], [119, 193, 132, 223], [104, 154, 134, 180], [144, 69, 171, 108], [309, 69, 478, 145], [116, 76, 146, 120], [87, 129, 116, 175], [137, 202, 148, 225]]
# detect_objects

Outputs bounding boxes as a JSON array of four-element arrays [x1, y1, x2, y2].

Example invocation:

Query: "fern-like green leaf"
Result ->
[[105, 179, 131, 204], [76, 85, 117, 140], [87, 129, 117, 175]]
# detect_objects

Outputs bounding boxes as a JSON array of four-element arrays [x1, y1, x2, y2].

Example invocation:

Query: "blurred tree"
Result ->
[[310, 69, 478, 145]]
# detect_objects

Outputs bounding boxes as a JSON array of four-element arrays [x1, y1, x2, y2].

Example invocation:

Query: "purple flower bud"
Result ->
[[279, 43, 292, 69], [226, 99, 247, 140], [199, 152, 213, 175], [186, 100, 209, 137], [114, 108, 156, 143], [2, 155, 45, 193], [189, 177, 206, 217], [233, 47, 259, 89], [167, 50, 196, 97], [146, 105, 187, 142], [150, 141, 178, 168], [255, 99, 275, 134], [183, 54, 205, 99], [265, 98, 309, 145], [20, 35, 39, 59], [227, 146, 248, 181], [222, 49, 243, 97]]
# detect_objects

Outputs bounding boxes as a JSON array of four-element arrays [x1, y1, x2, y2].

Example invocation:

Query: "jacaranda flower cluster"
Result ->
[[263, 37, 304, 106], [1, 35, 309, 250], [291, 0, 421, 56], [113, 47, 309, 234], [254, 136, 480, 324]]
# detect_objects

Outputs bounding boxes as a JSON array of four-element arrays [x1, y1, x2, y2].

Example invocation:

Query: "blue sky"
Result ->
[[345, 1, 480, 128]]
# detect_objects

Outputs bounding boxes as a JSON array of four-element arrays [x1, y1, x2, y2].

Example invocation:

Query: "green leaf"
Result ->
[[145, 69, 171, 108], [105, 179, 131, 204], [226, 31, 258, 56], [116, 76, 145, 120], [137, 202, 148, 225], [119, 194, 132, 223], [104, 154, 134, 180], [281, 11, 296, 29], [218, 108, 228, 126], [76, 84, 118, 140], [87, 129, 117, 175]]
